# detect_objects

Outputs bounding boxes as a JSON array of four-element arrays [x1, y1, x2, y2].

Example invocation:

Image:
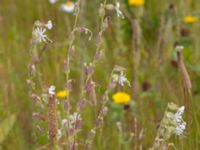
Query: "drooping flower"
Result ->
[[128, 0, 145, 6], [56, 90, 68, 99], [112, 92, 131, 105], [183, 15, 198, 23], [61, 1, 75, 13], [115, 2, 124, 19]]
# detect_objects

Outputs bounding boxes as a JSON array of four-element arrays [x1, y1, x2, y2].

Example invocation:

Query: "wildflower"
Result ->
[[69, 112, 82, 123], [48, 85, 56, 95], [183, 15, 198, 23], [61, 1, 75, 13], [173, 106, 185, 123], [172, 106, 186, 135], [128, 0, 145, 6], [56, 90, 68, 99], [118, 71, 130, 86], [174, 122, 186, 135], [49, 0, 57, 4], [115, 2, 124, 19], [45, 20, 53, 30], [113, 71, 130, 86], [32, 27, 52, 43], [112, 92, 131, 105]]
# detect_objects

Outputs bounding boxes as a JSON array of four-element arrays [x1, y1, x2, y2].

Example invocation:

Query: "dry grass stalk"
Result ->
[[131, 19, 141, 150], [48, 95, 58, 149], [176, 46, 192, 110], [131, 19, 141, 100]]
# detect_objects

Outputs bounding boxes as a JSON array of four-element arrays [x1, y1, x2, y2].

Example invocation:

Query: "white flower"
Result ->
[[45, 20, 53, 30], [113, 71, 130, 86], [115, 2, 124, 19], [118, 72, 129, 86], [33, 27, 52, 43], [176, 106, 185, 116], [49, 0, 57, 4], [174, 122, 186, 135], [173, 106, 185, 123], [48, 85, 56, 95], [69, 112, 82, 123], [61, 1, 75, 13], [172, 106, 186, 136]]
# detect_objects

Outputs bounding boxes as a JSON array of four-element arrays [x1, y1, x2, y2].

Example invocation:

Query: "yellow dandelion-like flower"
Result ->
[[183, 16, 198, 24], [56, 90, 68, 99], [112, 92, 131, 105], [128, 0, 145, 6]]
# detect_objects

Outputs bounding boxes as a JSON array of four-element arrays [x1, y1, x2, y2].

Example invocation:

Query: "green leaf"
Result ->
[[0, 114, 16, 143]]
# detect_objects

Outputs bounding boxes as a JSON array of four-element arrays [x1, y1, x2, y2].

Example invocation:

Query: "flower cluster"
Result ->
[[111, 66, 131, 105], [151, 103, 186, 149], [172, 106, 186, 135], [58, 112, 82, 140]]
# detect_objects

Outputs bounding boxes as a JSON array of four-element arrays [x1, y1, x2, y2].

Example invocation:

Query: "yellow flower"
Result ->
[[65, 1, 74, 6], [112, 92, 131, 105], [183, 16, 198, 24], [128, 0, 145, 6], [56, 90, 68, 99]]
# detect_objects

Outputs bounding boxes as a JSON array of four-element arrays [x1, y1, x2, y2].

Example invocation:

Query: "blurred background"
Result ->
[[0, 0, 200, 149]]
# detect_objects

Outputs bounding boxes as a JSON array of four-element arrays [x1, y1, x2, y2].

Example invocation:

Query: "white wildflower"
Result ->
[[69, 112, 82, 123], [173, 106, 185, 123], [48, 85, 56, 95], [45, 20, 53, 30], [118, 71, 129, 86], [115, 2, 124, 19], [33, 27, 52, 43], [172, 106, 186, 136], [49, 0, 57, 4], [61, 1, 75, 13], [113, 71, 130, 86], [174, 122, 186, 135]]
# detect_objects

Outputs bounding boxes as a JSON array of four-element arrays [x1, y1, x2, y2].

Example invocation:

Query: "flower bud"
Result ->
[[105, 4, 115, 10]]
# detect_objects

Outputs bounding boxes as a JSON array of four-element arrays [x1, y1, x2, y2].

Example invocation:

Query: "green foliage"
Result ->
[[0, 114, 16, 144]]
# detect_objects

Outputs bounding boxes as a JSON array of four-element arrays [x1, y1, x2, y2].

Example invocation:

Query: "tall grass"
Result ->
[[1, 0, 200, 149]]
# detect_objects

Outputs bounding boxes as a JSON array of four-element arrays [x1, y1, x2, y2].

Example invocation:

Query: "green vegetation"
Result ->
[[0, 0, 200, 149]]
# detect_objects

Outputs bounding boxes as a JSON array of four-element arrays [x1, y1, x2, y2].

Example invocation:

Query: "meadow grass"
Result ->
[[1, 0, 200, 149]]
